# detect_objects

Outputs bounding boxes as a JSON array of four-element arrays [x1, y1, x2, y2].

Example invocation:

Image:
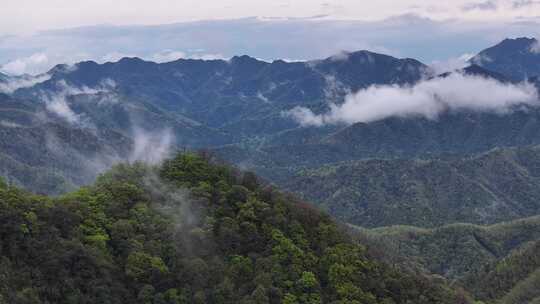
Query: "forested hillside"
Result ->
[[0, 153, 467, 304], [284, 145, 540, 228], [353, 215, 540, 280], [349, 214, 540, 304]]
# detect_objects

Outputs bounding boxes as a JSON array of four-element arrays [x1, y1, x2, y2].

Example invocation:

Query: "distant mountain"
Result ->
[[16, 51, 427, 135], [470, 37, 540, 81], [0, 93, 131, 194], [2, 40, 540, 196], [1, 50, 429, 192], [460, 64, 512, 82]]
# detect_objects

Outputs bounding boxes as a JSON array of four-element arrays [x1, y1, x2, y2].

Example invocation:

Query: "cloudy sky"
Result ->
[[1, 0, 540, 74]]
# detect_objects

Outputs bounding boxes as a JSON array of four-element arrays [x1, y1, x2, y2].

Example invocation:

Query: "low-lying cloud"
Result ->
[[41, 79, 116, 125], [429, 53, 475, 74], [530, 40, 540, 53], [0, 74, 51, 94], [285, 72, 539, 126], [129, 128, 175, 165], [0, 53, 50, 75]]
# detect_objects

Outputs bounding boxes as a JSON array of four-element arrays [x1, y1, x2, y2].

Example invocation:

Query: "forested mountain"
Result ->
[[16, 50, 426, 137], [2, 38, 540, 195], [283, 145, 540, 228], [351, 215, 540, 303], [0, 50, 430, 193], [0, 153, 469, 304], [465, 239, 540, 303], [470, 37, 540, 81]]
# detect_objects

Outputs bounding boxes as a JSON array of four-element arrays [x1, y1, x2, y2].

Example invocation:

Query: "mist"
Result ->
[[129, 128, 175, 165], [40, 79, 116, 125], [0, 74, 51, 94], [285, 72, 539, 126]]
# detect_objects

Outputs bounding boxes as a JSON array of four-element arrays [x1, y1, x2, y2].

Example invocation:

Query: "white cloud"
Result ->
[[149, 50, 186, 63], [328, 51, 351, 62], [0, 53, 50, 75], [430, 53, 475, 74], [470, 53, 493, 65], [45, 95, 80, 125], [462, 1, 498, 11], [41, 79, 116, 125], [101, 52, 137, 63], [129, 128, 174, 165], [188, 53, 227, 60], [0, 17, 538, 75], [0, 73, 51, 94], [285, 72, 539, 126], [530, 40, 540, 53]]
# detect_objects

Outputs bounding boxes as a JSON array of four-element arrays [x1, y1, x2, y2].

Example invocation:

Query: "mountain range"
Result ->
[[2, 36, 540, 303], [1, 37, 539, 195]]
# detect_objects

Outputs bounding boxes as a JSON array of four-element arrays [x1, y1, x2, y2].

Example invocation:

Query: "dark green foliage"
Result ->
[[285, 146, 540, 228], [0, 153, 466, 304], [354, 215, 540, 280], [464, 240, 540, 303]]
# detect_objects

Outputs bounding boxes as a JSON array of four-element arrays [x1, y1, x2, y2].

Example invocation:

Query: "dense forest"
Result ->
[[351, 216, 540, 303], [284, 146, 540, 228], [0, 153, 467, 304]]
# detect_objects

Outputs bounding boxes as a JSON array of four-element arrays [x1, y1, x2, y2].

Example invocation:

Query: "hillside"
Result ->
[[353, 215, 540, 279], [0, 153, 469, 304], [464, 239, 540, 303], [470, 37, 540, 81], [284, 146, 540, 228], [347, 215, 540, 303]]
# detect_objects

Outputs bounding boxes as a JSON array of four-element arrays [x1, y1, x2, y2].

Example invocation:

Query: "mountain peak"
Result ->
[[116, 57, 149, 65], [495, 37, 538, 52], [229, 55, 266, 65], [470, 37, 540, 80]]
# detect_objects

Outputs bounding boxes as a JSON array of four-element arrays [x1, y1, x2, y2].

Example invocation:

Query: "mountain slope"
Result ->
[[0, 50, 431, 193], [470, 37, 540, 81], [0, 153, 469, 304], [16, 51, 427, 136], [464, 239, 540, 303], [353, 215, 540, 281], [283, 145, 540, 228]]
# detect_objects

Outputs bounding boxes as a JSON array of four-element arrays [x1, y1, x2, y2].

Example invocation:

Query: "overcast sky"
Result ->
[[2, 0, 540, 33], [1, 0, 540, 74]]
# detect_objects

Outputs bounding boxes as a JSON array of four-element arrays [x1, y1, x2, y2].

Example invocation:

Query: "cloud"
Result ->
[[101, 51, 137, 63], [470, 53, 493, 65], [430, 53, 475, 74], [129, 128, 175, 165], [328, 51, 351, 62], [284, 72, 539, 126], [462, 1, 498, 11], [512, 0, 540, 8], [0, 74, 51, 94], [149, 50, 186, 63], [530, 40, 540, 53], [0, 53, 50, 75], [41, 79, 116, 125], [2, 16, 539, 75]]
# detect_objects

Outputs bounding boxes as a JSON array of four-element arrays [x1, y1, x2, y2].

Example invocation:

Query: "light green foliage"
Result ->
[[0, 153, 468, 304]]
